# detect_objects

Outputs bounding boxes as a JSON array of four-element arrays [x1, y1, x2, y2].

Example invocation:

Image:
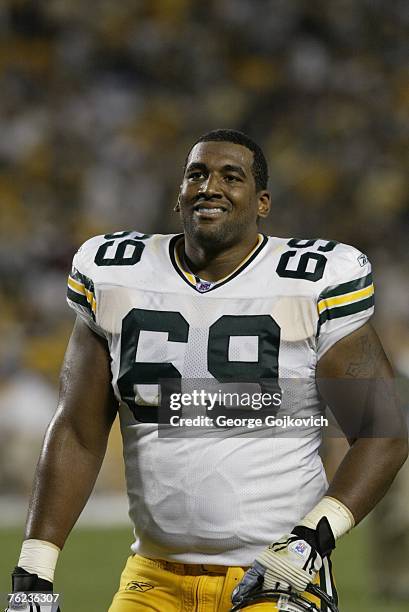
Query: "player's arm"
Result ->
[[25, 315, 117, 545], [233, 322, 408, 605], [9, 316, 117, 602], [317, 321, 408, 522]]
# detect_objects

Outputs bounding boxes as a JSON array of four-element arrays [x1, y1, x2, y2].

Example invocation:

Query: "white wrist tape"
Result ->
[[18, 539, 60, 583], [299, 496, 355, 539]]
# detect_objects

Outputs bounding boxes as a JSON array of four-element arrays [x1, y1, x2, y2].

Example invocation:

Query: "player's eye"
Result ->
[[187, 172, 206, 181], [224, 174, 241, 183]]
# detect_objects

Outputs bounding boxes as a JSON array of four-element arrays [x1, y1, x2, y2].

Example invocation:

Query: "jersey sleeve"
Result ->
[[66, 238, 105, 337], [316, 244, 374, 359]]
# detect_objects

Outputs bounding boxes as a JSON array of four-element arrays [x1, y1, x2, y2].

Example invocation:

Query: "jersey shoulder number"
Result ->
[[274, 237, 374, 357], [275, 237, 338, 282], [66, 230, 152, 328]]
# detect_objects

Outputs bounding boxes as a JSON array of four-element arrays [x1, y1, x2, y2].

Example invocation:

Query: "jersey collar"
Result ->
[[169, 233, 268, 293]]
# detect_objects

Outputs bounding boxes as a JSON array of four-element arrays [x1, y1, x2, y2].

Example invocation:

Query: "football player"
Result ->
[[7, 130, 407, 611]]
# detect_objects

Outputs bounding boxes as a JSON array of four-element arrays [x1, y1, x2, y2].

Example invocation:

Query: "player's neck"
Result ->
[[181, 233, 261, 282]]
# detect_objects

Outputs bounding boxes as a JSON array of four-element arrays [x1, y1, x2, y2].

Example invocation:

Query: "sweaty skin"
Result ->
[[178, 141, 270, 281], [317, 322, 408, 524], [25, 141, 407, 555], [25, 318, 117, 548]]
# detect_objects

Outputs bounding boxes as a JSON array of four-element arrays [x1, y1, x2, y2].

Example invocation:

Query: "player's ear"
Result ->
[[257, 191, 271, 218]]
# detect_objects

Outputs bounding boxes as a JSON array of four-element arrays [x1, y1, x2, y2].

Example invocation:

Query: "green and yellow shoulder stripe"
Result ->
[[317, 272, 374, 327], [67, 267, 96, 320]]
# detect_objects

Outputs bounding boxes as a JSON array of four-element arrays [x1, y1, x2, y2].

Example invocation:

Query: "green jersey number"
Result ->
[[118, 309, 280, 423], [276, 238, 337, 282]]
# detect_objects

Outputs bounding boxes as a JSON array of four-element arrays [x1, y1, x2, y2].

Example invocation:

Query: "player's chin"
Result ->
[[187, 215, 228, 238], [193, 219, 230, 239]]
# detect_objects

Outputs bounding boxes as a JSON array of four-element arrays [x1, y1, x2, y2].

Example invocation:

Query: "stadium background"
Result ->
[[0, 1, 408, 610]]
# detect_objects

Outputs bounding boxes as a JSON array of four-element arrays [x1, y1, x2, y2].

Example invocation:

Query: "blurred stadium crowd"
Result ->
[[0, 0, 408, 498]]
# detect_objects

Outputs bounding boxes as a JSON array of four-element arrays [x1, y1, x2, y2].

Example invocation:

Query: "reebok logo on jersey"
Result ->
[[125, 581, 154, 592], [358, 253, 368, 267]]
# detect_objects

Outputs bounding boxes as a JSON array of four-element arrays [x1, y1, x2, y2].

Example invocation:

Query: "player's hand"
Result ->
[[6, 567, 61, 612], [231, 517, 335, 605]]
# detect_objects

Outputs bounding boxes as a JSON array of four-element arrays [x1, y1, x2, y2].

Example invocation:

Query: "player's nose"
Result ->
[[198, 173, 222, 198]]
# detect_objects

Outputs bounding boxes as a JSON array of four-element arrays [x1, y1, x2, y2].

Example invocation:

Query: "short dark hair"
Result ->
[[185, 129, 269, 191]]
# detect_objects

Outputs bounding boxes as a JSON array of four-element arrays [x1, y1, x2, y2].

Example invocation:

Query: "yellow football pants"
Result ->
[[108, 554, 336, 611]]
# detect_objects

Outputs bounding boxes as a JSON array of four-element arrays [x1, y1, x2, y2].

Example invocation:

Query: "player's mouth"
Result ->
[[193, 202, 228, 219]]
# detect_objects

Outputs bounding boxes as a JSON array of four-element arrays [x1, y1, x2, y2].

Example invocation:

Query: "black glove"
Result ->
[[6, 567, 60, 612]]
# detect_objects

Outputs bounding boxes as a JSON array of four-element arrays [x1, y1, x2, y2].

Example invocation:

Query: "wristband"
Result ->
[[18, 539, 60, 583], [298, 496, 355, 539]]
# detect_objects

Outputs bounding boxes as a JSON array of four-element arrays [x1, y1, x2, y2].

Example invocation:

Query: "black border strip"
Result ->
[[319, 272, 372, 300], [168, 234, 268, 293]]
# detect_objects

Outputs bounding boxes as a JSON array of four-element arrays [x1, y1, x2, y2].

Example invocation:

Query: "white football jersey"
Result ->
[[67, 231, 374, 565]]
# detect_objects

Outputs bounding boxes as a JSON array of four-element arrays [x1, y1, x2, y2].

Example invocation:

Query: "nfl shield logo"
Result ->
[[293, 541, 308, 555], [196, 280, 213, 292]]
